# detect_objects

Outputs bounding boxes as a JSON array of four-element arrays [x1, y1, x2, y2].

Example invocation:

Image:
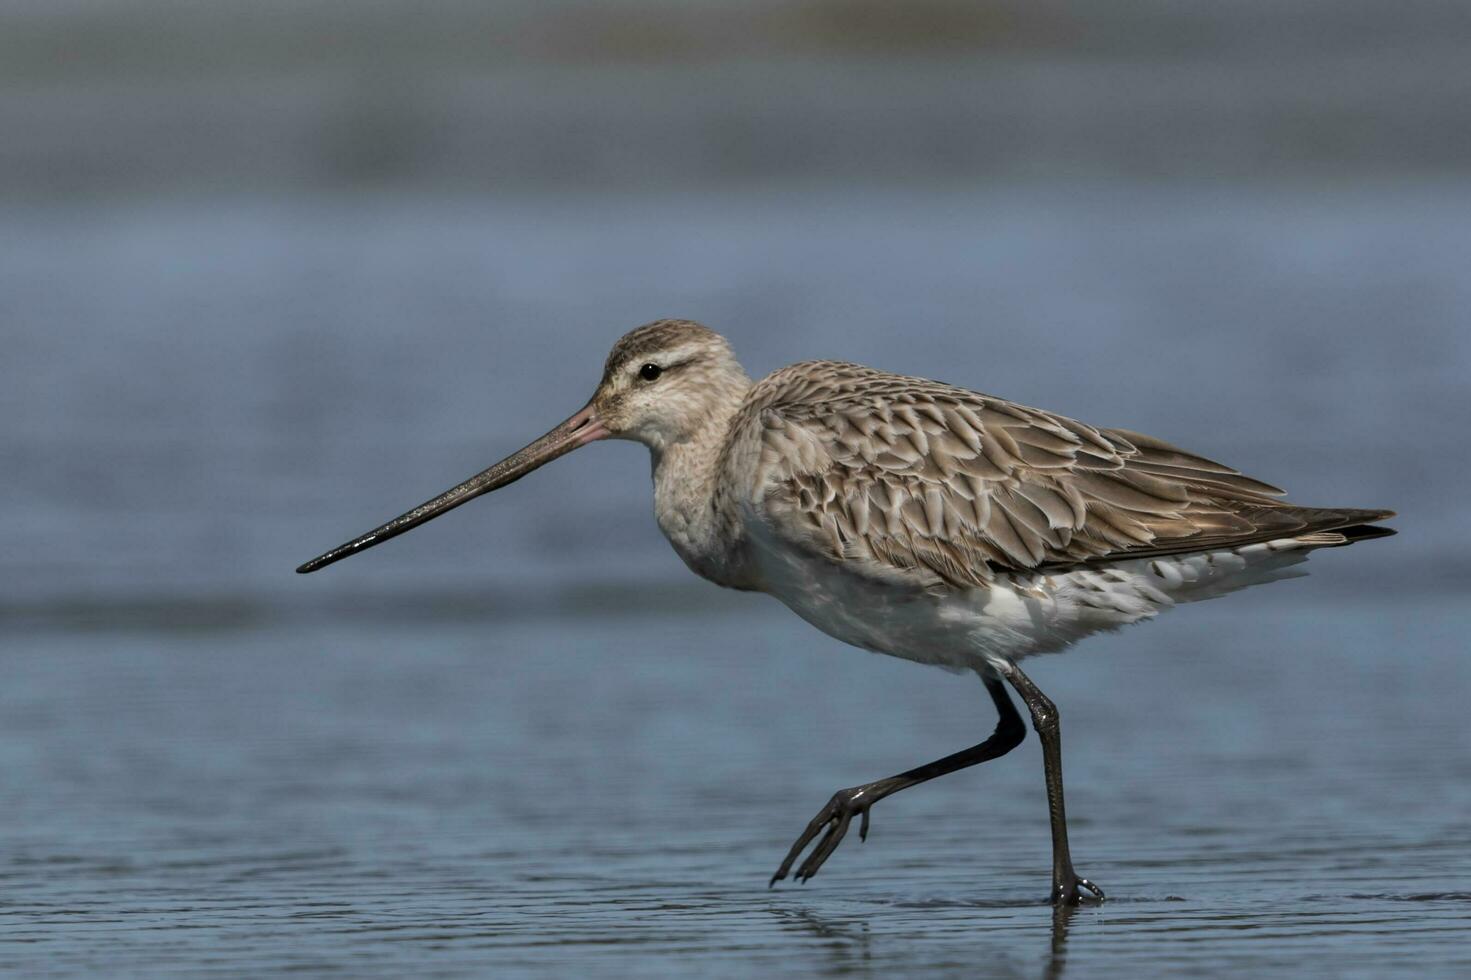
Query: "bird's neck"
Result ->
[[650, 384, 752, 588]]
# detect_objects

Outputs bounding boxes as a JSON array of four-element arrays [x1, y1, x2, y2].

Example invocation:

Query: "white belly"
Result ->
[[746, 522, 1322, 673]]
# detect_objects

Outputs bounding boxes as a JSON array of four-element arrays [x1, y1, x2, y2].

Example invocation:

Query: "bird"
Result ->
[[297, 319, 1394, 904]]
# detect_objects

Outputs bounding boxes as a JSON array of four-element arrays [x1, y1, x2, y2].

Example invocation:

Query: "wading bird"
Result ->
[[298, 320, 1393, 904]]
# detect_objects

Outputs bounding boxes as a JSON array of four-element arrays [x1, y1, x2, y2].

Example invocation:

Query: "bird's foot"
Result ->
[[1051, 871, 1105, 906], [768, 786, 875, 887]]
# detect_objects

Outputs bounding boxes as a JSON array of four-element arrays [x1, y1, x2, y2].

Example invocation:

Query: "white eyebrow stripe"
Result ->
[[632, 343, 704, 370]]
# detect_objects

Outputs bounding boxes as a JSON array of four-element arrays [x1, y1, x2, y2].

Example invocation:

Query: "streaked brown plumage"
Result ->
[[733, 359, 1390, 592]]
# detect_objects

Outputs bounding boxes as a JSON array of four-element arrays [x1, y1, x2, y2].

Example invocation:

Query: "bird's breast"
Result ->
[[652, 451, 756, 591], [654, 495, 753, 590]]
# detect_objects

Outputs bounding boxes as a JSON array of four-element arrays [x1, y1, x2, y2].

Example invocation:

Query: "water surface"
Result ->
[[5, 601, 1469, 976], [3, 184, 1468, 975]]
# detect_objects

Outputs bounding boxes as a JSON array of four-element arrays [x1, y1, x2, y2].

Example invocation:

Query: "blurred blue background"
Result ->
[[3, 2, 1469, 976]]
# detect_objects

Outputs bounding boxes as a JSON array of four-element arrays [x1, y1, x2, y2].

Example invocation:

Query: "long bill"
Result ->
[[296, 402, 608, 574]]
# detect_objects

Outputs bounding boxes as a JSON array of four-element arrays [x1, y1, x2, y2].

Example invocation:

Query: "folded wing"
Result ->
[[736, 361, 1391, 589]]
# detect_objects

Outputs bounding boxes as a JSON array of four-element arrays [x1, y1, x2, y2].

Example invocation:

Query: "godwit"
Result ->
[[298, 319, 1394, 904]]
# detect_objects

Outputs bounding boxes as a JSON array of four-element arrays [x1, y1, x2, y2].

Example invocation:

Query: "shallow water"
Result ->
[[3, 183, 1469, 974], [4, 600, 1469, 976]]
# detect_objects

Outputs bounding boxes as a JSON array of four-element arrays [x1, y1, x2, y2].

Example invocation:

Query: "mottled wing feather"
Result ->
[[736, 361, 1388, 590]]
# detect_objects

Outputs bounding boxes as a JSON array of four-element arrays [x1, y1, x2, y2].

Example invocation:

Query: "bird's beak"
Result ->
[[296, 402, 608, 574]]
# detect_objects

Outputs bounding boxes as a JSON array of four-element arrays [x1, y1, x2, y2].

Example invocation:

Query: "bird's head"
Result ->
[[295, 319, 748, 574], [590, 319, 751, 452]]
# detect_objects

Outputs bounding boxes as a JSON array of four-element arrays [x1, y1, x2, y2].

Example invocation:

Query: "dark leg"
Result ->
[[770, 675, 1026, 886], [996, 658, 1104, 905]]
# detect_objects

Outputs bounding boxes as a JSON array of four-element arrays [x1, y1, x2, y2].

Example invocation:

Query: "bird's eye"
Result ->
[[639, 363, 663, 382]]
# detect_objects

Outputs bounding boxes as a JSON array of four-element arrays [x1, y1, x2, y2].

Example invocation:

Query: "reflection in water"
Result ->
[[1046, 903, 1077, 980], [772, 899, 1089, 978], [771, 907, 873, 973]]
